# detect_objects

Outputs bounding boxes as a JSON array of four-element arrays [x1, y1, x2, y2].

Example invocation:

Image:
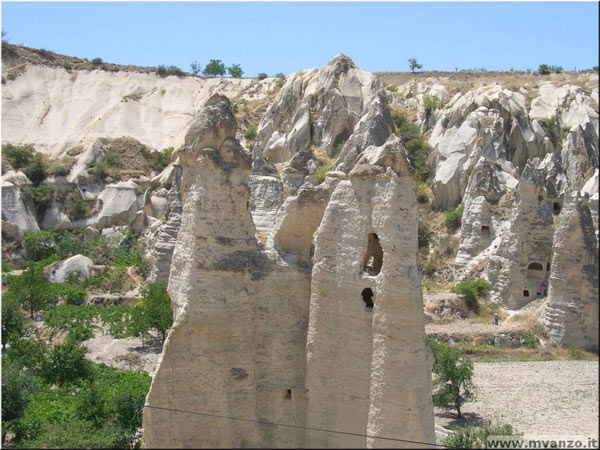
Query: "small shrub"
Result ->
[[415, 182, 429, 204], [91, 57, 103, 67], [3, 143, 35, 170], [418, 220, 432, 250], [257, 72, 268, 80], [316, 165, 331, 184], [26, 184, 55, 218], [452, 278, 490, 311], [333, 140, 346, 156], [156, 65, 168, 77], [423, 260, 436, 277], [423, 94, 440, 119], [384, 82, 398, 93], [22, 153, 48, 185], [65, 190, 94, 221], [523, 334, 538, 349], [444, 422, 520, 448], [244, 125, 258, 140], [437, 235, 459, 257], [190, 60, 200, 75], [275, 72, 285, 79], [445, 204, 464, 231]]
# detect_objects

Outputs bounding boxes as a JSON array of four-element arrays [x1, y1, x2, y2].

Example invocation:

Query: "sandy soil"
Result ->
[[435, 361, 599, 444]]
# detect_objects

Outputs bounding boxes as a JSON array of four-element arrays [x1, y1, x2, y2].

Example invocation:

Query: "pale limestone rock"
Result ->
[[455, 196, 494, 268], [304, 135, 435, 448], [143, 95, 312, 448], [1, 182, 39, 234], [256, 54, 392, 165], [560, 119, 599, 191], [581, 170, 599, 228], [41, 201, 73, 230], [543, 192, 599, 351], [45, 254, 95, 282], [96, 180, 141, 229], [1, 170, 32, 187], [2, 65, 271, 157], [486, 161, 555, 308]]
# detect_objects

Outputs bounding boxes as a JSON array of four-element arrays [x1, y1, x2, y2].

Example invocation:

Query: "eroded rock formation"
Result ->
[[543, 192, 599, 351]]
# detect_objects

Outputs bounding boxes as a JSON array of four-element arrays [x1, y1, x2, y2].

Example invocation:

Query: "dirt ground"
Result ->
[[435, 361, 599, 444]]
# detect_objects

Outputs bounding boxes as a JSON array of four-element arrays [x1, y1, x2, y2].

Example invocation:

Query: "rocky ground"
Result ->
[[435, 361, 599, 444]]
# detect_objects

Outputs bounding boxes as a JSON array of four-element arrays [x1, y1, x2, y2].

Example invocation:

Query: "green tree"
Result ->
[[140, 281, 173, 342], [2, 296, 25, 349], [8, 263, 57, 318], [408, 58, 423, 72], [538, 64, 551, 75], [40, 341, 92, 386], [423, 94, 440, 121], [257, 72, 268, 80], [202, 59, 226, 77], [23, 230, 56, 261], [227, 64, 244, 78], [1, 360, 32, 443], [430, 340, 475, 418], [190, 60, 200, 75]]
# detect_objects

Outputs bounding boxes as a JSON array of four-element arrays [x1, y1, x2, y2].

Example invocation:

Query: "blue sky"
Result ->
[[1, 2, 598, 76]]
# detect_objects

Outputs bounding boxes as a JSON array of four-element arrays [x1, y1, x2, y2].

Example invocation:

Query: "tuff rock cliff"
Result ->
[[2, 47, 599, 447]]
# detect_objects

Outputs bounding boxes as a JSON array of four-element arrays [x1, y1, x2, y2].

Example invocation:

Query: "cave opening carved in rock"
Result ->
[[362, 288, 374, 310], [362, 233, 383, 275]]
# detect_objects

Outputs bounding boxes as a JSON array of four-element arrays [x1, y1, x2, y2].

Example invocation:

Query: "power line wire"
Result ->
[[28, 386, 447, 448]]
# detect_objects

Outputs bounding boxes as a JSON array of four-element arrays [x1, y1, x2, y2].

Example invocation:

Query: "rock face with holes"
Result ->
[[543, 192, 599, 351], [304, 134, 436, 448], [142, 97, 435, 448], [142, 95, 314, 448], [486, 160, 555, 308]]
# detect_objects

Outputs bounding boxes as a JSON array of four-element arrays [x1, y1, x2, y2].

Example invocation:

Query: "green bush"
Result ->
[[444, 422, 519, 448], [333, 140, 346, 156], [257, 72, 268, 80], [65, 190, 94, 221], [190, 60, 200, 75], [244, 125, 258, 140], [40, 342, 92, 386], [91, 57, 103, 67], [415, 182, 429, 204], [444, 204, 464, 231], [384, 82, 398, 93], [523, 334, 538, 349], [2, 296, 25, 349], [156, 65, 168, 77], [451, 278, 490, 311], [23, 230, 56, 261], [316, 164, 331, 184], [423, 260, 436, 277], [26, 185, 55, 218], [418, 220, 432, 251], [391, 111, 431, 183], [203, 59, 226, 77], [423, 94, 440, 120], [429, 339, 475, 418], [227, 64, 244, 78], [6, 263, 58, 318], [22, 153, 47, 186], [2, 143, 35, 171], [139, 281, 173, 342]]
